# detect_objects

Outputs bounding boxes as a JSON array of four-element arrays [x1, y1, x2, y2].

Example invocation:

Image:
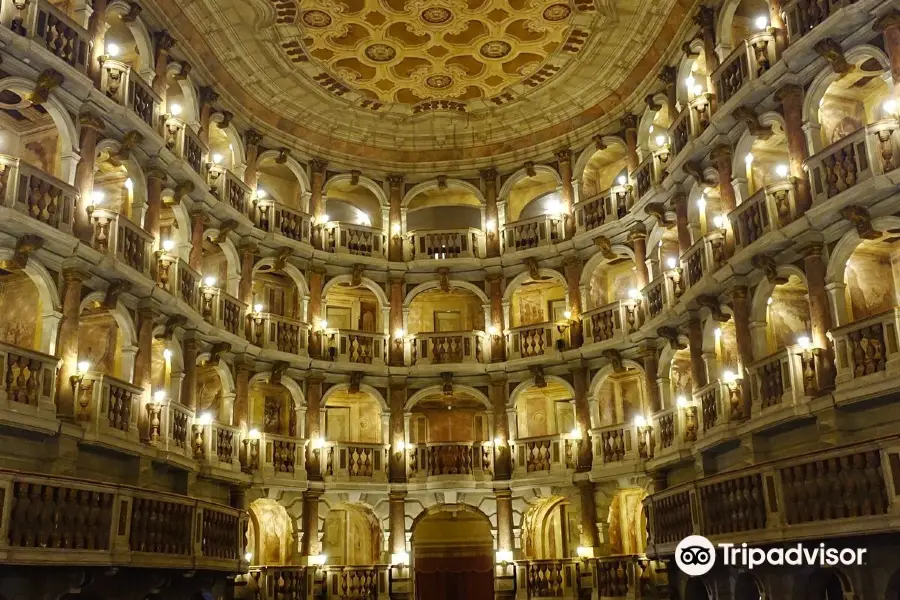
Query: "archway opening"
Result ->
[[1, 90, 66, 180], [412, 507, 494, 600], [817, 56, 891, 149], [580, 146, 628, 200], [93, 150, 136, 220], [521, 495, 577, 559], [322, 502, 382, 565], [507, 171, 560, 223], [585, 255, 637, 310], [324, 180, 382, 228], [248, 498, 294, 566], [710, 320, 739, 383], [807, 568, 851, 600], [77, 301, 126, 380], [727, 0, 769, 48], [667, 346, 694, 408], [0, 266, 44, 352], [606, 489, 647, 556], [409, 390, 489, 445], [762, 274, 810, 358], [407, 185, 482, 232], [324, 283, 381, 333], [257, 159, 305, 211], [742, 127, 790, 199], [195, 362, 226, 423], [207, 124, 237, 171], [253, 265, 303, 320], [843, 234, 900, 323], [593, 366, 647, 427], [324, 388, 383, 444], [510, 279, 567, 328], [735, 572, 763, 600], [514, 381, 574, 440], [250, 379, 297, 436]]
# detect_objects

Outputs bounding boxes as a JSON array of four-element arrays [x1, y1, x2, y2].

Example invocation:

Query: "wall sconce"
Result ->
[[797, 334, 818, 395], [634, 415, 652, 459], [569, 427, 582, 440], [485, 219, 497, 241], [487, 325, 499, 338], [87, 190, 104, 216], [393, 328, 405, 347], [170, 103, 182, 117], [256, 188, 267, 200], [722, 369, 743, 419], [248, 428, 261, 439], [676, 395, 689, 408], [576, 546, 594, 560], [391, 222, 402, 240], [311, 437, 325, 450], [391, 552, 410, 574], [308, 554, 327, 567], [493, 437, 505, 448], [495, 550, 514, 566], [244, 552, 253, 563], [394, 440, 406, 458], [71, 360, 91, 387], [775, 164, 790, 179], [197, 411, 213, 426], [162, 239, 175, 253], [754, 15, 769, 30], [203, 276, 217, 289]]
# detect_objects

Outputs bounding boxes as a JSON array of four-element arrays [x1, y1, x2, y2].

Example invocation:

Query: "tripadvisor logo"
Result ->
[[675, 536, 867, 576]]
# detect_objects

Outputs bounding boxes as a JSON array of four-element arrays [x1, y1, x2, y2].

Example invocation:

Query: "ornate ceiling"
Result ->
[[158, 0, 697, 168]]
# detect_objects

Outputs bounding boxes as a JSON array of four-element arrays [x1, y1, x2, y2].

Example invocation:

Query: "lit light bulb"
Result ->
[[884, 99, 898, 115], [396, 441, 406, 452], [693, 84, 704, 97], [666, 257, 678, 270], [248, 428, 261, 439], [648, 125, 654, 134], [77, 360, 90, 374], [697, 195, 706, 211], [124, 178, 133, 191], [212, 153, 223, 164], [392, 223, 401, 235], [634, 415, 647, 428], [106, 43, 120, 57], [755, 15, 769, 30], [244, 552, 253, 562], [713, 215, 725, 229], [617, 175, 628, 186], [797, 335, 811, 350], [628, 288, 641, 300], [485, 219, 496, 231], [545, 196, 564, 216], [563, 310, 572, 320], [569, 427, 582, 439], [767, 297, 773, 306], [685, 75, 695, 89], [311, 437, 325, 450], [723, 370, 737, 384], [745, 153, 754, 165], [655, 134, 667, 147], [320, 214, 330, 225], [197, 411, 213, 426], [170, 103, 182, 117], [487, 325, 499, 336], [676, 396, 689, 408], [714, 327, 722, 339], [154, 390, 167, 402], [394, 328, 405, 340], [318, 318, 328, 331], [162, 239, 175, 252], [253, 303, 264, 314], [90, 190, 104, 206], [203, 276, 217, 287], [163, 348, 172, 360], [256, 188, 267, 199], [493, 437, 504, 447], [775, 164, 789, 178]]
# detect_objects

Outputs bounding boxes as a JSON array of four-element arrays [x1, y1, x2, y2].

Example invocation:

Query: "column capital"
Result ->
[[494, 488, 512, 499], [239, 241, 258, 257], [563, 255, 582, 270], [710, 145, 733, 162], [555, 148, 572, 164], [693, 5, 716, 34], [309, 264, 328, 277], [79, 112, 105, 132], [874, 10, 900, 33], [306, 371, 327, 384], [146, 167, 168, 182], [728, 284, 750, 300], [628, 227, 647, 242], [388, 173, 404, 189], [245, 128, 264, 147], [62, 267, 90, 283], [189, 207, 208, 222], [154, 30, 176, 52], [389, 491, 407, 502], [621, 112, 638, 131], [198, 86, 218, 107], [658, 65, 677, 86], [480, 167, 498, 181], [310, 158, 328, 174], [774, 84, 804, 104], [390, 276, 405, 288], [801, 241, 826, 259]]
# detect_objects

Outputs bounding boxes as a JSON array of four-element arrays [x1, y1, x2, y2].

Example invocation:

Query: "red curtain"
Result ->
[[415, 555, 494, 600]]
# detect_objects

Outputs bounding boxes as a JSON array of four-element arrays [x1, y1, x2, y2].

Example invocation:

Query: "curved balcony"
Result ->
[[667, 96, 711, 162], [200, 285, 247, 338], [89, 208, 154, 277], [747, 345, 817, 418], [681, 232, 727, 291], [155, 252, 201, 310], [407, 331, 488, 365], [0, 341, 59, 427], [98, 59, 160, 128], [162, 116, 208, 180], [406, 441, 493, 481], [782, 0, 860, 43], [77, 372, 143, 446], [512, 434, 575, 477], [501, 214, 565, 254], [0, 0, 90, 74], [246, 312, 310, 357], [641, 274, 677, 323], [256, 201, 313, 245], [728, 180, 798, 254], [0, 154, 75, 234], [633, 153, 665, 203], [692, 379, 743, 445], [831, 307, 900, 396], [581, 300, 639, 347], [572, 185, 633, 233], [323, 329, 388, 365], [507, 323, 566, 360], [320, 221, 385, 257], [322, 441, 388, 482], [207, 165, 253, 224], [711, 31, 778, 108], [405, 227, 485, 260], [518, 559, 580, 599]]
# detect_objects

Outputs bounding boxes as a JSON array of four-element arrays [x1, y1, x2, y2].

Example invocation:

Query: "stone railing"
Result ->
[[806, 120, 900, 205], [244, 567, 309, 600], [321, 221, 386, 257], [573, 184, 633, 232], [512, 435, 576, 475], [641, 274, 676, 321], [97, 59, 160, 127], [681, 232, 727, 289], [406, 441, 493, 480], [256, 201, 313, 245], [711, 31, 777, 107], [633, 152, 665, 202], [246, 312, 309, 356], [89, 208, 153, 276], [162, 117, 209, 180], [260, 432, 302, 477], [0, 341, 59, 419], [781, 0, 858, 43], [592, 424, 635, 464], [148, 400, 194, 457], [582, 300, 639, 345], [156, 253, 201, 310], [0, 470, 246, 569], [507, 322, 563, 360], [502, 214, 565, 253], [1, 0, 90, 73], [195, 421, 241, 471], [518, 559, 578, 599], [729, 181, 798, 250], [322, 442, 387, 481], [321, 565, 390, 600], [0, 154, 76, 234], [831, 307, 900, 390], [667, 95, 712, 161], [406, 228, 484, 260], [694, 379, 744, 434], [652, 405, 699, 454], [77, 372, 142, 442], [324, 330, 387, 365], [409, 331, 486, 365], [747, 345, 817, 412], [199, 286, 246, 338], [645, 439, 897, 555], [208, 166, 252, 220]]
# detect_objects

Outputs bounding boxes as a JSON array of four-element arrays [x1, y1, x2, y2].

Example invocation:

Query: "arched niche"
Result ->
[[405, 183, 483, 233], [511, 380, 575, 440], [206, 121, 240, 172], [675, 41, 709, 108], [740, 124, 790, 199], [581, 249, 637, 311], [256, 152, 310, 211], [506, 275, 568, 329], [102, 4, 153, 76], [248, 498, 295, 566], [324, 177, 384, 228], [93, 140, 147, 223], [251, 260, 308, 321], [249, 376, 301, 436], [606, 488, 648, 556], [0, 263, 55, 353], [803, 568, 854, 600], [504, 170, 562, 223], [638, 102, 674, 157], [646, 224, 681, 282], [76, 294, 137, 381], [199, 231, 240, 297], [323, 386, 385, 444], [589, 361, 647, 427], [521, 495, 577, 559], [715, 0, 770, 56], [405, 388, 491, 445], [161, 64, 199, 126], [707, 318, 739, 383], [406, 285, 487, 335], [322, 502, 383, 565], [576, 144, 629, 200], [322, 278, 386, 333], [751, 272, 810, 360]]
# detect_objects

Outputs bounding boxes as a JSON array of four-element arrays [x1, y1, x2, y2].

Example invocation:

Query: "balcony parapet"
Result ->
[[322, 329, 387, 365], [148, 399, 193, 460], [199, 285, 246, 338], [681, 231, 727, 291], [0, 0, 90, 74], [76, 372, 142, 445], [321, 221, 385, 258], [832, 307, 900, 397], [323, 441, 387, 481], [89, 208, 154, 276], [511, 434, 575, 476], [711, 31, 778, 108], [0, 154, 75, 234], [581, 300, 639, 347], [208, 165, 253, 223], [406, 441, 493, 481], [729, 180, 798, 253], [408, 330, 487, 365], [517, 558, 580, 599], [507, 322, 566, 360], [641, 274, 677, 323], [162, 116, 209, 181], [98, 58, 160, 128], [155, 252, 201, 311], [256, 201, 313, 245], [0, 341, 59, 429], [406, 227, 485, 260], [502, 214, 565, 254], [246, 312, 310, 357], [573, 184, 633, 233], [747, 346, 817, 417], [781, 0, 860, 44]]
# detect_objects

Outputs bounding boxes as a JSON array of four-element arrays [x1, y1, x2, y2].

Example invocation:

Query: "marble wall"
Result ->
[[196, 364, 224, 420], [0, 272, 40, 350], [77, 313, 119, 377], [324, 390, 382, 443], [845, 250, 897, 321], [322, 505, 382, 565]]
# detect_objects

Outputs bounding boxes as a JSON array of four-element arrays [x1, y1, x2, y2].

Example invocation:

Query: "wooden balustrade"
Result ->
[[98, 59, 160, 127], [406, 442, 493, 480], [694, 380, 743, 433], [699, 473, 767, 535], [321, 222, 385, 257], [832, 307, 900, 388], [256, 202, 313, 244], [520, 559, 577, 598], [406, 228, 484, 260], [156, 254, 201, 309], [782, 0, 858, 43], [0, 154, 75, 234], [582, 300, 639, 344], [0, 341, 58, 416], [507, 323, 561, 359], [426, 443, 474, 476], [502, 215, 565, 253], [323, 442, 386, 481], [89, 208, 153, 275], [162, 117, 209, 179], [247, 312, 309, 356], [711, 32, 776, 106], [729, 181, 798, 249], [670, 107, 691, 158], [748, 346, 817, 411], [410, 331, 485, 365], [596, 558, 631, 597], [196, 422, 241, 471], [147, 401, 193, 456], [326, 330, 387, 365], [573, 185, 633, 232], [208, 166, 252, 219], [77, 373, 142, 441], [246, 567, 309, 600], [323, 565, 389, 600], [512, 435, 577, 474], [1, 0, 90, 72]]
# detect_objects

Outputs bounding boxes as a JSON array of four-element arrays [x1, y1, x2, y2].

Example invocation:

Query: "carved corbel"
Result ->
[[646, 203, 673, 227], [524, 257, 543, 281], [645, 94, 662, 112], [270, 361, 288, 385], [216, 219, 239, 243], [122, 1, 143, 22], [751, 254, 787, 284], [657, 326, 686, 350], [350, 263, 365, 287], [437, 268, 451, 292], [276, 147, 290, 164], [621, 112, 638, 131], [696, 295, 729, 322], [524, 161, 537, 177], [658, 66, 677, 87], [814, 39, 853, 75], [592, 134, 607, 151], [437, 175, 448, 190], [349, 371, 364, 394], [602, 349, 625, 373], [207, 342, 230, 365], [168, 180, 194, 206], [683, 160, 711, 186], [245, 129, 264, 147], [29, 69, 64, 105], [441, 372, 453, 396], [530, 365, 546, 388], [198, 86, 219, 108], [350, 170, 361, 186], [840, 204, 881, 240], [732, 106, 772, 139], [103, 280, 131, 309], [215, 111, 234, 129], [274, 247, 292, 270], [155, 315, 187, 340], [1, 234, 43, 269], [593, 236, 618, 260], [114, 130, 144, 163]]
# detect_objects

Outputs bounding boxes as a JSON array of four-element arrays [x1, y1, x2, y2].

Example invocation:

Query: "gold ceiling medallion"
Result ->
[[301, 9, 332, 27], [364, 43, 397, 62], [426, 75, 453, 88], [479, 40, 512, 59], [421, 7, 453, 24], [542, 4, 571, 21]]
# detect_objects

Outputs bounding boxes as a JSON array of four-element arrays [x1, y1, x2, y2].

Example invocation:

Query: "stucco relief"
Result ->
[[845, 252, 896, 321], [77, 314, 118, 376], [0, 274, 39, 350], [196, 365, 223, 420]]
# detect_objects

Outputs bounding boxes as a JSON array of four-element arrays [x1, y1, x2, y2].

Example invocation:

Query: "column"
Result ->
[[803, 243, 835, 390], [558, 504, 570, 557], [659, 66, 677, 118], [133, 307, 154, 440], [307, 267, 325, 358], [144, 169, 167, 239], [730, 285, 754, 418], [238, 243, 256, 306], [711, 146, 737, 212], [389, 491, 407, 554], [389, 381, 407, 482], [188, 209, 206, 271], [309, 159, 328, 249], [491, 378, 511, 479], [389, 278, 405, 366], [180, 333, 199, 410], [305, 374, 324, 480], [481, 168, 500, 258], [55, 269, 86, 420], [578, 481, 601, 549], [495, 488, 514, 552], [556, 149, 576, 239], [674, 193, 691, 255], [687, 316, 708, 389], [571, 365, 593, 470], [876, 12, 900, 98], [73, 114, 104, 242], [767, 0, 788, 53], [197, 87, 218, 146], [388, 175, 404, 262], [563, 258, 583, 347], [775, 85, 812, 212], [487, 274, 505, 361], [243, 129, 264, 190], [233, 361, 251, 429], [695, 6, 719, 73], [622, 113, 639, 172], [151, 30, 175, 97], [87, 0, 109, 86], [300, 489, 322, 556], [643, 346, 661, 413], [629, 228, 649, 288]]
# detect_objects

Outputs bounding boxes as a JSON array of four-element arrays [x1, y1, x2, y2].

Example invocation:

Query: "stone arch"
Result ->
[[636, 95, 671, 154], [77, 291, 138, 381], [714, 0, 770, 53], [572, 137, 629, 182], [403, 280, 489, 307], [587, 359, 646, 398], [731, 111, 788, 176], [249, 372, 305, 407], [520, 494, 574, 559], [734, 572, 765, 600], [94, 137, 149, 221], [200, 229, 241, 296], [194, 352, 236, 395], [322, 383, 389, 412], [0, 247, 62, 354], [507, 375, 576, 409], [209, 117, 247, 173], [580, 245, 637, 288], [322, 274, 389, 308], [675, 39, 706, 106], [749, 264, 809, 324], [321, 501, 384, 565], [327, 172, 389, 207], [403, 178, 484, 207], [404, 385, 491, 412], [106, 0, 155, 76], [256, 150, 311, 192], [248, 498, 296, 566], [797, 567, 856, 600], [497, 164, 562, 201], [252, 257, 311, 298], [502, 268, 568, 304]]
